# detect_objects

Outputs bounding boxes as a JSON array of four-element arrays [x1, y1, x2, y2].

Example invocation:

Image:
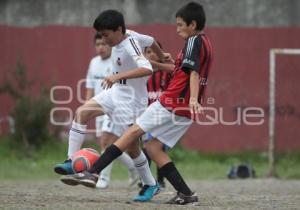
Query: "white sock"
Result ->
[[117, 152, 135, 170], [133, 151, 156, 186], [67, 121, 87, 158]]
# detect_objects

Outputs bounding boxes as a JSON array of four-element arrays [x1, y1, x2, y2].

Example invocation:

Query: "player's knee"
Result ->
[[75, 105, 92, 123], [127, 143, 140, 158]]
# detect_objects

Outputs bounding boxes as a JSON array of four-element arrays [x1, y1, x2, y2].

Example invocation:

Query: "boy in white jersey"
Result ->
[[58, 10, 166, 202], [61, 2, 212, 205], [85, 33, 139, 189]]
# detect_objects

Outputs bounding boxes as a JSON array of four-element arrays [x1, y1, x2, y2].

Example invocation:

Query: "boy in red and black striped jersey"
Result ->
[[122, 2, 212, 204], [114, 2, 212, 204], [75, 2, 213, 205]]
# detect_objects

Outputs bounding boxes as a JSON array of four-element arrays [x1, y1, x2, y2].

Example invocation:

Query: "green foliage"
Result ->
[[168, 145, 300, 179], [0, 138, 300, 180], [0, 59, 54, 156]]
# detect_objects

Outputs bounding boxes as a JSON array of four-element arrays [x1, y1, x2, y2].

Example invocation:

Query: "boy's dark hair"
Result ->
[[94, 32, 102, 42], [176, 2, 206, 31], [93, 10, 126, 33]]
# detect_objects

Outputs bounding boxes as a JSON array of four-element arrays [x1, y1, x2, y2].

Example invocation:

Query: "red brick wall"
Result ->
[[1, 24, 300, 152]]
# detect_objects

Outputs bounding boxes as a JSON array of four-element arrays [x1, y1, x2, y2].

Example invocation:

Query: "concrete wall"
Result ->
[[1, 0, 300, 27]]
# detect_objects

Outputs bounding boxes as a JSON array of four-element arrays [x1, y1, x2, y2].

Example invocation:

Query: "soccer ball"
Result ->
[[71, 148, 100, 173]]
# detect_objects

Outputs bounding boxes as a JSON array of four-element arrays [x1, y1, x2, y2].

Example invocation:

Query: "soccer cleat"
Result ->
[[128, 169, 140, 186], [54, 159, 74, 175], [60, 174, 80, 186], [61, 171, 98, 188], [96, 177, 109, 189], [133, 182, 160, 202], [165, 192, 199, 205]]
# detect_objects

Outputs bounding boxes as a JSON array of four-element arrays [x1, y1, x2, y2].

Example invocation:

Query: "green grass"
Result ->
[[0, 136, 299, 180]]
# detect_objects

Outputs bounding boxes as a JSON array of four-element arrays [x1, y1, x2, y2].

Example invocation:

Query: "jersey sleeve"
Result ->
[[127, 30, 154, 48], [181, 36, 202, 73], [126, 38, 153, 71], [85, 61, 95, 89]]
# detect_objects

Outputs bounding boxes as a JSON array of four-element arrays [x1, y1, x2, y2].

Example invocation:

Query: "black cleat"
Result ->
[[165, 192, 199, 205], [60, 171, 98, 188]]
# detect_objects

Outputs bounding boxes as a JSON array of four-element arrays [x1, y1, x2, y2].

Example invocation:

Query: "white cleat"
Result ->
[[96, 178, 110, 189]]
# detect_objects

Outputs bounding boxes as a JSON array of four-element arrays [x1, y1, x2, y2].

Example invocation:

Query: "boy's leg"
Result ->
[[87, 124, 144, 175], [60, 124, 159, 201], [156, 165, 166, 188], [157, 145, 167, 187], [96, 131, 139, 188], [126, 140, 156, 187], [96, 132, 114, 189], [141, 133, 152, 166], [54, 99, 105, 175], [69, 99, 104, 157], [61, 125, 144, 184], [145, 139, 198, 204], [126, 138, 159, 202], [143, 148, 152, 166], [102, 121, 140, 186]]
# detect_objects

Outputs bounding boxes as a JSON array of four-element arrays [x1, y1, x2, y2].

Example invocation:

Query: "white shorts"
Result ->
[[93, 87, 146, 137], [95, 115, 126, 137], [136, 101, 193, 148]]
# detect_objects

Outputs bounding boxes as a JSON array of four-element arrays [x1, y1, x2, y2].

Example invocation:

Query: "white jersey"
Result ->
[[86, 56, 112, 124], [110, 30, 154, 105], [125, 29, 154, 50], [85, 56, 112, 96]]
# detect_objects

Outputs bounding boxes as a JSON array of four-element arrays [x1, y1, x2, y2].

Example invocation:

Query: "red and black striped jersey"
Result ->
[[147, 70, 172, 105], [159, 34, 213, 119]]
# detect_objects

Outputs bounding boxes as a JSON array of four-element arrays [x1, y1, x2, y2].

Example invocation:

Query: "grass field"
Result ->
[[0, 137, 300, 180]]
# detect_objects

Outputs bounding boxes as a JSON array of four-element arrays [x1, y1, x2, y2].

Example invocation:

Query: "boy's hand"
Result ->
[[102, 75, 120, 89], [189, 97, 204, 117], [163, 53, 174, 63]]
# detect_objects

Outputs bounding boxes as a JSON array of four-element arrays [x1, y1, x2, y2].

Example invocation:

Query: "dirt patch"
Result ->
[[0, 179, 299, 210]]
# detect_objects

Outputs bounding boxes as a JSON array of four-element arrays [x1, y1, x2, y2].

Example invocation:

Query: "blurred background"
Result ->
[[0, 0, 299, 180]]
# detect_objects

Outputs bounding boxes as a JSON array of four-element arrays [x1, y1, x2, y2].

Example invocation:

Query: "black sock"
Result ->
[[142, 148, 152, 167], [157, 166, 164, 182], [159, 162, 192, 196], [88, 144, 122, 174]]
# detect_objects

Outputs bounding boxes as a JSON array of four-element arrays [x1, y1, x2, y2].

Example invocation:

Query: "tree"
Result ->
[[0, 59, 54, 155]]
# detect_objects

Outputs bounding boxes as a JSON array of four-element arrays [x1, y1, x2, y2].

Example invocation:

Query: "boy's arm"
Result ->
[[150, 41, 174, 63], [150, 41, 165, 61], [180, 36, 203, 116], [102, 67, 152, 88], [129, 30, 173, 63], [103, 37, 153, 89], [189, 71, 204, 115], [149, 60, 174, 72]]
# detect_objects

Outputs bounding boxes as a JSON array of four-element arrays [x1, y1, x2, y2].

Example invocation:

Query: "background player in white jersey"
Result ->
[[84, 32, 138, 189], [58, 10, 167, 202]]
